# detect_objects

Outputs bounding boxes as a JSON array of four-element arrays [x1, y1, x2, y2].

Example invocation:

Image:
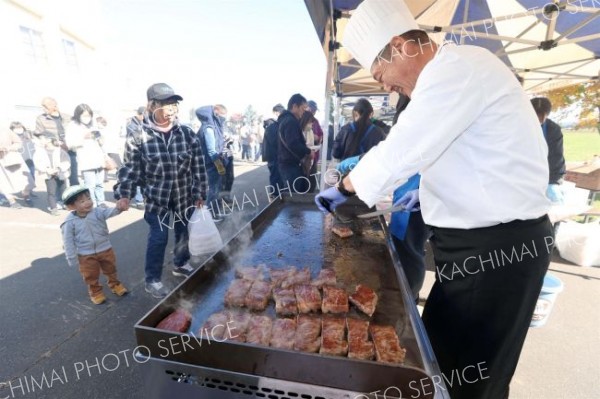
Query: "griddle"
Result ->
[[134, 195, 449, 399]]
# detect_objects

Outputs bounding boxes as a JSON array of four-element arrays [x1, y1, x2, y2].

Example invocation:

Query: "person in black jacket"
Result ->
[[277, 94, 311, 194], [332, 98, 386, 160], [262, 104, 285, 198], [531, 97, 566, 203]]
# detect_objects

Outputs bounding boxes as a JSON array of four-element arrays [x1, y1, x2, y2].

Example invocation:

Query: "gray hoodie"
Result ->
[[61, 207, 121, 267]]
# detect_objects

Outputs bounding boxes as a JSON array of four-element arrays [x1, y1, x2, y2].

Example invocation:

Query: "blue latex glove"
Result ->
[[546, 184, 564, 204], [315, 187, 349, 213], [336, 156, 361, 175], [393, 189, 420, 211]]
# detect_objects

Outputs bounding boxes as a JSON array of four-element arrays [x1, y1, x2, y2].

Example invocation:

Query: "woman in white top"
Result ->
[[65, 104, 106, 206]]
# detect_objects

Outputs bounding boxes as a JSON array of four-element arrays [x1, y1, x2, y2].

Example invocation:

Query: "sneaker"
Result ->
[[90, 293, 106, 305], [134, 201, 145, 209], [145, 281, 168, 298], [24, 197, 33, 207], [50, 208, 59, 216], [172, 263, 194, 277], [57, 202, 65, 210], [110, 283, 128, 296], [10, 202, 22, 209]]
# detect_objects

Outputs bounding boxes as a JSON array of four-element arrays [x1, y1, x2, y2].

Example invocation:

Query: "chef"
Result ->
[[315, 1, 553, 398]]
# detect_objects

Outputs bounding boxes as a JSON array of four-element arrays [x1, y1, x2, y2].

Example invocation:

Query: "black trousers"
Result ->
[[422, 215, 553, 399]]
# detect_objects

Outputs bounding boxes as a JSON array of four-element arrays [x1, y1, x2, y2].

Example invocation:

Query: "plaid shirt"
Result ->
[[114, 122, 207, 217]]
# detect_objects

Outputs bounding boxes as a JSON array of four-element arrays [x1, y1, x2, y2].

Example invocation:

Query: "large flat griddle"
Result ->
[[135, 195, 447, 398]]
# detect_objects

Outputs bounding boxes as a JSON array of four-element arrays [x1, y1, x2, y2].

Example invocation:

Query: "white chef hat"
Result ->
[[343, 0, 419, 70]]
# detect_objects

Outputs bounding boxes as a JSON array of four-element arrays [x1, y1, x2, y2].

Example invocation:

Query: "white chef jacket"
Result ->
[[350, 43, 550, 229]]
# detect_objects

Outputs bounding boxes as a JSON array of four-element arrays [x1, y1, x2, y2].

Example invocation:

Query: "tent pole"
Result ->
[[318, 0, 336, 193]]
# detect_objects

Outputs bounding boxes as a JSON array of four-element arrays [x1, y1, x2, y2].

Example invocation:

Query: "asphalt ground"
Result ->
[[0, 160, 598, 399]]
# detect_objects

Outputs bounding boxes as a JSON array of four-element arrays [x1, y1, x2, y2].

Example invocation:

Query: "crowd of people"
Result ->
[[0, 0, 576, 397]]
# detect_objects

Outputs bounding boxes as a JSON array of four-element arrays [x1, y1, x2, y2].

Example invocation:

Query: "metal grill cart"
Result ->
[[134, 196, 450, 399]]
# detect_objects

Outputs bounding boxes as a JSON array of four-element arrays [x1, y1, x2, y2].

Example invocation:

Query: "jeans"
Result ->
[[279, 163, 308, 194], [68, 150, 79, 186], [241, 144, 252, 160], [45, 176, 67, 209], [82, 168, 105, 206], [206, 165, 223, 215], [144, 209, 191, 283]]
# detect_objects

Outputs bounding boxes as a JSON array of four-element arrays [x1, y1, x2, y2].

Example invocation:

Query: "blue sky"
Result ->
[[101, 0, 327, 119]]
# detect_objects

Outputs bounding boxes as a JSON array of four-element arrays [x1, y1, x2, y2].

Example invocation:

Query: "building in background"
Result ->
[[0, 0, 129, 130]]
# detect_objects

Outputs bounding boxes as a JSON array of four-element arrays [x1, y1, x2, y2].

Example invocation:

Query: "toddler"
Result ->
[[61, 185, 128, 304]]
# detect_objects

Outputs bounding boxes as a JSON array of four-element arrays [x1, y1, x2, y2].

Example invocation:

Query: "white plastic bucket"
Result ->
[[530, 273, 564, 328]]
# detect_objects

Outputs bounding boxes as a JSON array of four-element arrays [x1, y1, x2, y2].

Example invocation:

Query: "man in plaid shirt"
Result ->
[[114, 83, 207, 298]]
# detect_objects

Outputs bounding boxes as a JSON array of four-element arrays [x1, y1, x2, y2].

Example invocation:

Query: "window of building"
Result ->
[[62, 39, 79, 69], [20, 26, 47, 65]]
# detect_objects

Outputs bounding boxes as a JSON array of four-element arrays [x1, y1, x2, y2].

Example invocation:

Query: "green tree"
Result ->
[[243, 105, 258, 125], [543, 81, 600, 132]]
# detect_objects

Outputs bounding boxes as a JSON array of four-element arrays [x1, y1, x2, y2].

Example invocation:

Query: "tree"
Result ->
[[243, 105, 258, 125], [542, 81, 600, 132]]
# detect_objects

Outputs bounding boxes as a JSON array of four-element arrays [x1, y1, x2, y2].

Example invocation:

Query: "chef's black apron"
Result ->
[[422, 215, 553, 399]]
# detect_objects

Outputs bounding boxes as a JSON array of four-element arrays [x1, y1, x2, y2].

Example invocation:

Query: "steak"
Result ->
[[311, 269, 336, 288], [226, 310, 251, 343], [270, 267, 297, 287], [281, 267, 311, 289], [332, 225, 353, 238], [156, 309, 192, 333], [322, 286, 349, 314], [294, 284, 322, 313], [224, 279, 253, 308], [245, 315, 273, 346], [347, 318, 374, 360], [349, 284, 378, 317], [200, 311, 230, 341], [273, 287, 297, 316], [235, 265, 266, 281], [270, 318, 297, 349], [370, 325, 406, 364], [294, 315, 321, 353], [320, 317, 348, 356], [244, 280, 272, 311]]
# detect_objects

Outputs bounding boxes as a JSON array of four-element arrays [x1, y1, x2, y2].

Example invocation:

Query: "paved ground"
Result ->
[[0, 160, 598, 399]]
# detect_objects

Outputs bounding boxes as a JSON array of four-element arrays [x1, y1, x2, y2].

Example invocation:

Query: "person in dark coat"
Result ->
[[277, 94, 310, 194], [196, 104, 228, 220], [262, 104, 285, 198], [531, 97, 566, 203], [332, 98, 386, 160]]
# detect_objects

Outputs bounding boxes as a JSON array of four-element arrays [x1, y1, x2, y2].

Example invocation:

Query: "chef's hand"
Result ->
[[394, 189, 420, 211], [336, 156, 360, 175], [315, 187, 348, 213], [546, 184, 564, 204]]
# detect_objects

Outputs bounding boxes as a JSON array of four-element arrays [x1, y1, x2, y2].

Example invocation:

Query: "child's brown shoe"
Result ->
[[90, 293, 106, 305], [110, 283, 128, 296]]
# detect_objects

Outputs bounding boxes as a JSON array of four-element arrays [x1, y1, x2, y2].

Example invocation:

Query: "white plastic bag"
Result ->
[[556, 220, 600, 267], [188, 207, 223, 256]]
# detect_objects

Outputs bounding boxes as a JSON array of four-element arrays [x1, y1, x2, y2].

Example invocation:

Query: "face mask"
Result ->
[[80, 116, 92, 125], [13, 128, 24, 135]]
